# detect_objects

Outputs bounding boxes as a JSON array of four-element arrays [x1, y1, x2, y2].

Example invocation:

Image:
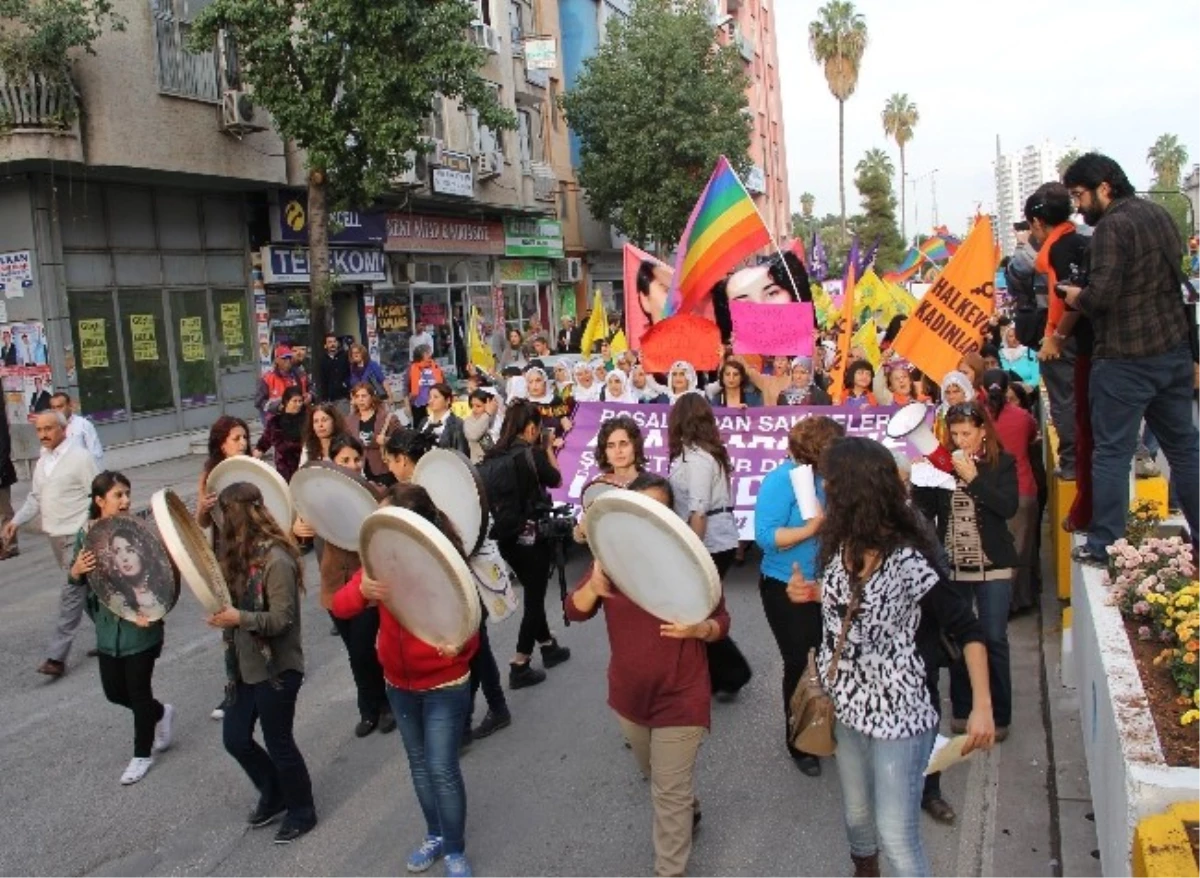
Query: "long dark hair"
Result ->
[[216, 483, 303, 599], [302, 402, 346, 462], [668, 393, 731, 477], [89, 470, 131, 520], [817, 437, 939, 577], [595, 415, 647, 473], [204, 415, 250, 475], [488, 399, 541, 456], [382, 483, 468, 561]]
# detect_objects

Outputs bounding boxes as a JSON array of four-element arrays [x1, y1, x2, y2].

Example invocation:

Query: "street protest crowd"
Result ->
[[0, 153, 1196, 878]]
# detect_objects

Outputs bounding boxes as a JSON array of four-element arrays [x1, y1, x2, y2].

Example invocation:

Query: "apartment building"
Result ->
[[0, 0, 570, 463]]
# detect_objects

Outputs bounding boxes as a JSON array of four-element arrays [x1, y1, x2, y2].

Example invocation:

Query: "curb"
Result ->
[[1133, 802, 1199, 877]]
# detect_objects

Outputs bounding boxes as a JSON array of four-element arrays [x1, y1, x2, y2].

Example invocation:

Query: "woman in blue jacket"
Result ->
[[753, 415, 844, 778]]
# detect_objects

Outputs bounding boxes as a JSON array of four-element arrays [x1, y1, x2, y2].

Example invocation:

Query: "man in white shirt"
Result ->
[[49, 392, 104, 468], [2, 411, 99, 678], [408, 321, 435, 363]]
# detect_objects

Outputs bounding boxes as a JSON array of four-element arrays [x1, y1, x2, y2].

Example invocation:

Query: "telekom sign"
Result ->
[[384, 212, 504, 255]]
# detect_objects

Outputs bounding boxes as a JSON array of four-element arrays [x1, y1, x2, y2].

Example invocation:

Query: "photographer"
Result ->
[[480, 400, 571, 689]]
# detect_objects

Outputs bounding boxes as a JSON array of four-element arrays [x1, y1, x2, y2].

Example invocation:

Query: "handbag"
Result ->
[[788, 578, 863, 757]]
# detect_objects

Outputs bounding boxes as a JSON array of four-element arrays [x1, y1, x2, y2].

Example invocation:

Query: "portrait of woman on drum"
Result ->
[[90, 516, 175, 622]]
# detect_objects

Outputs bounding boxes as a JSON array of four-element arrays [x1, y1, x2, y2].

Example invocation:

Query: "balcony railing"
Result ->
[[151, 0, 220, 103], [0, 70, 78, 131]]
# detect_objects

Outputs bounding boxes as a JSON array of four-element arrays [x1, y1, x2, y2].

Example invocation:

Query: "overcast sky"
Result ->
[[775, 0, 1200, 238]]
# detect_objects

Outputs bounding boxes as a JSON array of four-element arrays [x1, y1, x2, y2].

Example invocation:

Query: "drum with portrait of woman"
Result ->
[[85, 515, 180, 623]]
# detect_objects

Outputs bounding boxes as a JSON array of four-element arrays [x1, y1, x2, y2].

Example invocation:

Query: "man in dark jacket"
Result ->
[[556, 316, 580, 354], [1061, 153, 1199, 564], [315, 333, 350, 410], [0, 412, 17, 558]]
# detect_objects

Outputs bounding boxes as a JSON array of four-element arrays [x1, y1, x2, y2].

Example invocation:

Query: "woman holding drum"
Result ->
[[753, 416, 844, 777], [567, 472, 729, 878], [331, 484, 480, 877], [71, 471, 174, 786], [207, 482, 317, 845]]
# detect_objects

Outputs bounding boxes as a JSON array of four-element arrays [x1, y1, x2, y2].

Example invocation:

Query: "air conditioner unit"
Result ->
[[220, 88, 266, 136], [471, 22, 500, 54], [559, 257, 583, 283], [476, 151, 503, 180]]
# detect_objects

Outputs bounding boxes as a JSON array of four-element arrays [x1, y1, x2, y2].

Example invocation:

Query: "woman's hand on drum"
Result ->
[[588, 564, 614, 598], [207, 606, 241, 629], [197, 491, 218, 517], [293, 518, 315, 540], [660, 618, 718, 641], [70, 549, 97, 579], [133, 613, 151, 629], [359, 574, 388, 603]]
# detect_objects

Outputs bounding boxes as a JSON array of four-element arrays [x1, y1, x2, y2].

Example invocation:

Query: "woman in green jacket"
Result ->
[[72, 471, 173, 786]]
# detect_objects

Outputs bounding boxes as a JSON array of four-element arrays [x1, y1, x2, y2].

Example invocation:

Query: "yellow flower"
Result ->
[[1184, 653, 1197, 665], [1182, 709, 1200, 726]]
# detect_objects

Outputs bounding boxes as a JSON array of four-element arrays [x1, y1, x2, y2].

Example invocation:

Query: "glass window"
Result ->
[[213, 288, 251, 368], [266, 290, 311, 349], [118, 289, 175, 413], [413, 288, 451, 365], [68, 290, 129, 422], [374, 290, 412, 377], [170, 289, 217, 406]]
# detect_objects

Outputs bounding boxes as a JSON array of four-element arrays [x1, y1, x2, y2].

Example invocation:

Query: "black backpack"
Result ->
[[477, 445, 540, 542], [1006, 244, 1047, 348]]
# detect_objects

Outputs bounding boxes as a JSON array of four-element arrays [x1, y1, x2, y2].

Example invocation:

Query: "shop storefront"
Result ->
[[501, 217, 564, 336]]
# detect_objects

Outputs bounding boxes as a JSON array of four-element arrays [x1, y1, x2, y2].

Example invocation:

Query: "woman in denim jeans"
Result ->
[[330, 483, 480, 878], [817, 438, 995, 877]]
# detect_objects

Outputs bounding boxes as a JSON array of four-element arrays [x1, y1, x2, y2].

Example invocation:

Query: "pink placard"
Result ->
[[729, 301, 815, 356]]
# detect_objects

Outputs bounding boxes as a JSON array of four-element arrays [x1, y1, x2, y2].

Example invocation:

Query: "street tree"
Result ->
[[1147, 133, 1188, 189], [809, 0, 868, 238], [800, 192, 816, 218], [881, 93, 918, 241], [1056, 148, 1081, 178], [560, 0, 751, 250], [189, 0, 512, 373], [853, 148, 905, 270]]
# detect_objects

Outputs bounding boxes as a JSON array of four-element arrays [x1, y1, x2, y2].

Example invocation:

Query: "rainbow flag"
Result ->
[[664, 156, 771, 317]]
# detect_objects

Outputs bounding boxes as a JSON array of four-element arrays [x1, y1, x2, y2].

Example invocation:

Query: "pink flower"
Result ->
[[1155, 582, 1167, 593], [1134, 601, 1151, 616], [1139, 625, 1153, 640], [1136, 582, 1151, 596], [1160, 629, 1175, 643], [1145, 575, 1159, 587]]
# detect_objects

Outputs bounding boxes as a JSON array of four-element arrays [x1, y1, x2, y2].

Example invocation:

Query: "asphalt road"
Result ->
[[0, 521, 1015, 878]]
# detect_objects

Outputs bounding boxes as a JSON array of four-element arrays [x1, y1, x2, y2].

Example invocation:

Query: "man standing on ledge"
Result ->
[[2, 411, 98, 677], [1060, 153, 1199, 564]]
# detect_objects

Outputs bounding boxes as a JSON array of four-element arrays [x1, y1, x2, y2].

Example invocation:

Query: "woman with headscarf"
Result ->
[[571, 360, 602, 402], [600, 370, 638, 404], [776, 357, 832, 406], [666, 361, 699, 404], [934, 370, 974, 448], [525, 366, 575, 437], [999, 324, 1040, 391], [630, 363, 668, 403], [551, 360, 575, 402]]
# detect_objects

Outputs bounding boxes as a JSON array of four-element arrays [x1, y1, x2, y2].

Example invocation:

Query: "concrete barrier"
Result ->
[[1073, 560, 1200, 875], [1132, 802, 1199, 877]]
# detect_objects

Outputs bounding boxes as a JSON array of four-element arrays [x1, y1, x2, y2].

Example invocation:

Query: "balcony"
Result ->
[[0, 70, 84, 165]]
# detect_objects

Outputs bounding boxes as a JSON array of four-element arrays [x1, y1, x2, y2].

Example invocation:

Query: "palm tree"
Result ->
[[856, 147, 894, 180], [1056, 148, 1081, 178], [881, 93, 918, 240], [1147, 134, 1189, 189], [809, 1, 868, 237], [800, 192, 815, 217]]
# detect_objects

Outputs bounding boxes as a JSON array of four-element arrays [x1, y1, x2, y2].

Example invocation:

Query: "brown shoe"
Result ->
[[37, 659, 65, 678], [851, 852, 880, 877]]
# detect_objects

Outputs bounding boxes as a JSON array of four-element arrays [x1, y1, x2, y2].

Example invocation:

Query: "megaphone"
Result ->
[[887, 402, 955, 474]]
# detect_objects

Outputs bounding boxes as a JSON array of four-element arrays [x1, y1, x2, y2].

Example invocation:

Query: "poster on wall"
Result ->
[[179, 317, 206, 362], [0, 250, 33, 298], [252, 267, 271, 373], [220, 302, 245, 358], [77, 319, 109, 370], [363, 293, 380, 362], [1, 365, 53, 424], [129, 314, 159, 362], [1, 321, 47, 366]]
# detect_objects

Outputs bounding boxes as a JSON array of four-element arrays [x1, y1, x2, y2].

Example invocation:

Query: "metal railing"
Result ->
[[151, 0, 220, 103], [0, 70, 78, 130]]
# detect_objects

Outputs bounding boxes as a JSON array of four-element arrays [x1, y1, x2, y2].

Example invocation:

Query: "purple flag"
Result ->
[[808, 231, 828, 282]]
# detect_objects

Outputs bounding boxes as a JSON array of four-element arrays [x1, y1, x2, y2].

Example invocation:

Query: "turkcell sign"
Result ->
[[262, 246, 387, 284]]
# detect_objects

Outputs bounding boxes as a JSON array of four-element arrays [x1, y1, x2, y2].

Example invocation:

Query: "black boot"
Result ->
[[509, 661, 547, 689], [539, 639, 571, 668]]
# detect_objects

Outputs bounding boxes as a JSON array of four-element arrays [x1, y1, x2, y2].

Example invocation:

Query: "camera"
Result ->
[[536, 503, 577, 542]]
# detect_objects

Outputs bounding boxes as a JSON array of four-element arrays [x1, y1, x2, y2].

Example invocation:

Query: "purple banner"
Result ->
[[551, 402, 919, 539]]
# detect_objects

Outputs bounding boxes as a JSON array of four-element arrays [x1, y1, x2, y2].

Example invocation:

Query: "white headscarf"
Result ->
[[524, 366, 556, 405], [937, 370, 973, 417], [552, 360, 575, 394], [572, 359, 602, 402], [667, 360, 700, 404], [505, 375, 529, 402], [602, 369, 638, 404], [631, 365, 666, 402]]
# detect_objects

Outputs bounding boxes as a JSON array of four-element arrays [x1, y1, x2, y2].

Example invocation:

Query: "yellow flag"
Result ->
[[468, 307, 495, 371], [812, 283, 835, 329], [852, 318, 881, 369], [884, 280, 918, 319], [609, 329, 629, 355], [854, 269, 888, 325], [579, 290, 608, 357]]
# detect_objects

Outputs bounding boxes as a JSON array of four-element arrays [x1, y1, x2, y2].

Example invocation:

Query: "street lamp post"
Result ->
[[909, 169, 940, 245]]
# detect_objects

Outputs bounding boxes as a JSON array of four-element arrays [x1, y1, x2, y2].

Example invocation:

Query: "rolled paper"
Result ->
[[790, 464, 822, 519]]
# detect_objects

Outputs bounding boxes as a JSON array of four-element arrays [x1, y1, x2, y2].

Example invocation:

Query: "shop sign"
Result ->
[[274, 191, 386, 244], [376, 300, 410, 332], [0, 250, 33, 297], [503, 217, 564, 259], [432, 152, 475, 197], [524, 37, 557, 70], [261, 246, 388, 284], [499, 259, 553, 282], [385, 213, 504, 255]]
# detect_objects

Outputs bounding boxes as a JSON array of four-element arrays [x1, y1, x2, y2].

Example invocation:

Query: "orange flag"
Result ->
[[827, 260, 858, 403], [892, 216, 997, 383]]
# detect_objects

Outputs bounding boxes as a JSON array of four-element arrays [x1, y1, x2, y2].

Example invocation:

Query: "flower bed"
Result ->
[[1105, 503, 1200, 768]]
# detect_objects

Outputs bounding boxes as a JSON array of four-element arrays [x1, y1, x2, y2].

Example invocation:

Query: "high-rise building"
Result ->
[[994, 137, 1078, 256], [994, 137, 1022, 257]]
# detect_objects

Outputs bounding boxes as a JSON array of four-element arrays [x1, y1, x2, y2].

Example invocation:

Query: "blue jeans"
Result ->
[[834, 722, 937, 877], [387, 682, 471, 855], [223, 670, 316, 830], [1087, 344, 1199, 554], [950, 578, 1012, 727]]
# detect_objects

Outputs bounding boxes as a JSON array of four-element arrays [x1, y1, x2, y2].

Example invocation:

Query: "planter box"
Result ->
[[1073, 559, 1200, 875]]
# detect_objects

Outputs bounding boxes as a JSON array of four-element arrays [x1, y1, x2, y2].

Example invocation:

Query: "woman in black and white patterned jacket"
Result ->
[[816, 437, 995, 878]]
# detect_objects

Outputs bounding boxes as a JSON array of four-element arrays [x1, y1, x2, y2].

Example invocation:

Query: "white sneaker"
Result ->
[[210, 704, 225, 721], [153, 704, 174, 753], [120, 756, 154, 785]]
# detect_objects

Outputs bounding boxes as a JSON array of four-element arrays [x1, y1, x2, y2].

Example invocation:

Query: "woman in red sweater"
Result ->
[[566, 471, 730, 878], [330, 483, 479, 878]]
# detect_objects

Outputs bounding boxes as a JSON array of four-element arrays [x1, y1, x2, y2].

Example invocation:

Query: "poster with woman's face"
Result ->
[[85, 517, 179, 622]]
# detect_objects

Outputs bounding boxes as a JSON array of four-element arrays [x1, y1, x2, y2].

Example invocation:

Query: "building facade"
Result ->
[[994, 137, 1078, 256]]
